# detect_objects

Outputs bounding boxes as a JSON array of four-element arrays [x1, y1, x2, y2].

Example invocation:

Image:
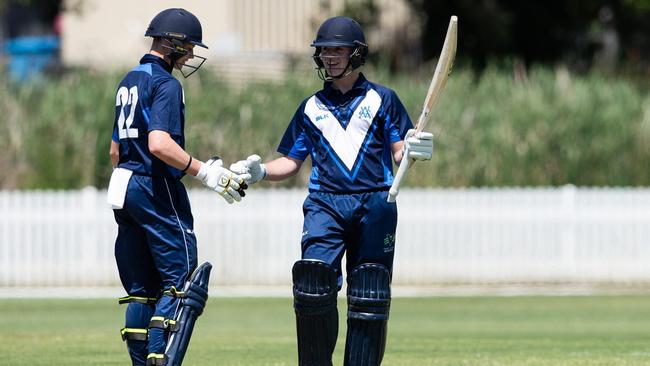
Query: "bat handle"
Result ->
[[387, 155, 412, 202]]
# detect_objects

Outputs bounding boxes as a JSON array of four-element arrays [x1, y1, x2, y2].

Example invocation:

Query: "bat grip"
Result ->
[[387, 155, 412, 202]]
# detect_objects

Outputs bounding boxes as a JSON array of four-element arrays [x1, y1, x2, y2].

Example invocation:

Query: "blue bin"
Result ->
[[4, 36, 60, 82]]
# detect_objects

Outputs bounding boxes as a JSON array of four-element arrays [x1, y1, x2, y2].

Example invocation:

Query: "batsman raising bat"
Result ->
[[230, 16, 439, 365]]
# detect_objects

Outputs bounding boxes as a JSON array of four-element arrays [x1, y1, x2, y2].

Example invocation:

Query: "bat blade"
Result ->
[[387, 16, 457, 203], [415, 15, 457, 133]]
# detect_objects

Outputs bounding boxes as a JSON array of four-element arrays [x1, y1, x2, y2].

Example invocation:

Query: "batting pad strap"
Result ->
[[146, 353, 167, 366], [149, 316, 180, 332], [164, 262, 213, 366], [162, 282, 208, 315], [163, 286, 186, 298], [118, 296, 157, 305], [183, 282, 209, 314], [120, 327, 148, 341]]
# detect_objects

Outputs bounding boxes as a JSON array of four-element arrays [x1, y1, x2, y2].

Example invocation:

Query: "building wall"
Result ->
[[61, 0, 323, 80], [61, 0, 413, 80]]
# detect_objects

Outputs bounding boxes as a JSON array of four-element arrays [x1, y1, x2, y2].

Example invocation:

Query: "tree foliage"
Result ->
[[406, 0, 650, 72]]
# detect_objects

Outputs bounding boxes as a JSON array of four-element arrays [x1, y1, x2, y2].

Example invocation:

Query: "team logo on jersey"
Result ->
[[358, 106, 372, 120], [304, 89, 382, 180]]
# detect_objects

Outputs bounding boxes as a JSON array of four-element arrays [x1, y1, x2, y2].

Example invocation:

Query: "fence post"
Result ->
[[560, 184, 577, 279]]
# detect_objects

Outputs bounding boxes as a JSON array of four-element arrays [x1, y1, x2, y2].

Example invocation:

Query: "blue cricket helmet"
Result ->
[[311, 16, 367, 48], [311, 16, 368, 79], [145, 8, 208, 49]]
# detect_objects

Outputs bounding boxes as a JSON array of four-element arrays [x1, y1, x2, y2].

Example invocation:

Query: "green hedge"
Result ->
[[1, 65, 649, 189]]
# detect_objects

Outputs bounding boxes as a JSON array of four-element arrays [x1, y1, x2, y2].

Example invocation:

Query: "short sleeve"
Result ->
[[148, 78, 183, 135], [112, 124, 119, 142], [277, 103, 311, 160], [385, 90, 413, 143]]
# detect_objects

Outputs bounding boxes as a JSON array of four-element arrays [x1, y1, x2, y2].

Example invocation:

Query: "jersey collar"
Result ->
[[139, 54, 173, 74]]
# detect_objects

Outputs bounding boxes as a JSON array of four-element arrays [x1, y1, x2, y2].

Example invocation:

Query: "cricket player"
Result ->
[[230, 16, 434, 366], [107, 8, 246, 365]]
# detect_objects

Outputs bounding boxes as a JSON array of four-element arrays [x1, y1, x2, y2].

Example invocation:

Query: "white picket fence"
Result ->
[[1, 186, 650, 288]]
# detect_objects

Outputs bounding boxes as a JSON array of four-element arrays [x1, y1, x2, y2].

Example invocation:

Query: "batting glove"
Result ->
[[194, 157, 248, 204], [229, 154, 266, 185], [404, 129, 434, 161]]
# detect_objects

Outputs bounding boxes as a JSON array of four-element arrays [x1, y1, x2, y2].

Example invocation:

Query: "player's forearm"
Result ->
[[148, 130, 201, 175], [110, 140, 120, 168], [391, 141, 405, 165], [263, 156, 302, 181]]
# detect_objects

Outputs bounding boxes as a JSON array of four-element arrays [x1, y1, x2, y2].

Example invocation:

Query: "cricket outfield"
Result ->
[[1, 296, 649, 365]]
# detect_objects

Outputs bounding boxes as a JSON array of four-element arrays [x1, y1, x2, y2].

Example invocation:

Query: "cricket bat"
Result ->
[[387, 15, 458, 203]]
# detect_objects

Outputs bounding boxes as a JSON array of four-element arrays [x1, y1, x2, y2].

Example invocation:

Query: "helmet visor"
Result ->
[[311, 40, 356, 48], [189, 39, 209, 49]]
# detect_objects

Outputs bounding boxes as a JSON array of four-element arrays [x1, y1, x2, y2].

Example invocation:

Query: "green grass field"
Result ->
[[1, 296, 650, 365]]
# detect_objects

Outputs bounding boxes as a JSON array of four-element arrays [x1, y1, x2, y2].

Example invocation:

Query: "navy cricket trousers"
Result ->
[[300, 189, 398, 287], [113, 175, 197, 361]]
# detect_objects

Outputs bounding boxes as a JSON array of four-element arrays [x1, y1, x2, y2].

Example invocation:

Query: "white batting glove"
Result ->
[[194, 157, 247, 204], [404, 129, 434, 161], [229, 154, 266, 185]]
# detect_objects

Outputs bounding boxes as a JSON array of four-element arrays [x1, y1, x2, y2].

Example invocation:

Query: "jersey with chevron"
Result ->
[[278, 73, 413, 193]]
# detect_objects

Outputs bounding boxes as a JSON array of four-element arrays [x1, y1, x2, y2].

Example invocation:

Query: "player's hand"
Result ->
[[229, 154, 266, 185], [194, 157, 248, 203], [404, 129, 434, 161]]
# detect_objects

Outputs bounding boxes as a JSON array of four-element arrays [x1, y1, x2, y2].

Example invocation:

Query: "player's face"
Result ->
[[319, 46, 352, 77]]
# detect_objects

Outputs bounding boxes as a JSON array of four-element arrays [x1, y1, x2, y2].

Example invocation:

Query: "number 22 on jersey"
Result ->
[[116, 86, 139, 139]]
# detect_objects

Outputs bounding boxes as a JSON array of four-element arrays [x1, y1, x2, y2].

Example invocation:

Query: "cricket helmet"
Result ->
[[311, 16, 368, 80], [145, 8, 207, 77], [145, 8, 208, 49]]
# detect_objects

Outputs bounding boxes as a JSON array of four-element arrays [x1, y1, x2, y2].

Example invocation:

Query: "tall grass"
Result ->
[[1, 65, 649, 189]]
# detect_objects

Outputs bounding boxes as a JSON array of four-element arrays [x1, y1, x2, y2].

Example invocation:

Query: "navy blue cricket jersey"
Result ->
[[278, 73, 413, 193], [112, 54, 186, 179]]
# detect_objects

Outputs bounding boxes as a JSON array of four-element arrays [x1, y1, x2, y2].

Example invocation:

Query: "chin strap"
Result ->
[[317, 63, 354, 82]]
